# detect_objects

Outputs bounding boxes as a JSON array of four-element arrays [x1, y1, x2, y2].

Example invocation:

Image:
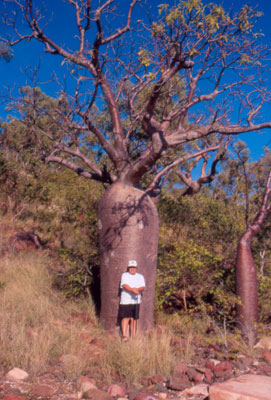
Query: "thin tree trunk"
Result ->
[[235, 232, 258, 342], [235, 170, 271, 343], [98, 182, 159, 332]]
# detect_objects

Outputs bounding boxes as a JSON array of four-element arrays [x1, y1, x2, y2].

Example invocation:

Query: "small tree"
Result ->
[[235, 158, 271, 343], [1, 0, 271, 331]]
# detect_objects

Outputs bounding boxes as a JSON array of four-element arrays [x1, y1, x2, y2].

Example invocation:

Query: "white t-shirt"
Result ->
[[120, 272, 146, 305]]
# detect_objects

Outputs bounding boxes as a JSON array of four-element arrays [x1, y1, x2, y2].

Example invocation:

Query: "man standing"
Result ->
[[119, 260, 145, 341]]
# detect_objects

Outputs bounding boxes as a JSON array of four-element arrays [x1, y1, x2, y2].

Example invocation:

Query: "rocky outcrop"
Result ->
[[1, 232, 43, 254]]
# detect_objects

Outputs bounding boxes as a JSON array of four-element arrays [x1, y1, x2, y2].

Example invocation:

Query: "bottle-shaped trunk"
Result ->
[[98, 182, 159, 332]]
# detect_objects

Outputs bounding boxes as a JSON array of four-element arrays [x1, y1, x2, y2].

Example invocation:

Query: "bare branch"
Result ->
[[146, 145, 220, 194], [180, 139, 230, 196], [45, 154, 110, 183]]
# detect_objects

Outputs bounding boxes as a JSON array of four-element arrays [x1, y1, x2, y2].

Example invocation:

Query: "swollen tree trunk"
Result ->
[[98, 182, 159, 332], [235, 231, 258, 342], [235, 170, 271, 343]]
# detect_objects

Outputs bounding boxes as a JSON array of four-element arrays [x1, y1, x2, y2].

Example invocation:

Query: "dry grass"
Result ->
[[102, 330, 177, 384], [0, 252, 98, 375], [2, 246, 262, 382], [0, 251, 180, 381]]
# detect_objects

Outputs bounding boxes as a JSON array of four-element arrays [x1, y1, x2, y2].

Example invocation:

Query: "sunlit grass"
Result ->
[[0, 247, 267, 381], [0, 252, 98, 375], [102, 330, 177, 384]]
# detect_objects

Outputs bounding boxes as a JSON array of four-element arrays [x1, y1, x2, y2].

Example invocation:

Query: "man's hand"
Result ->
[[132, 286, 145, 294], [122, 284, 143, 294]]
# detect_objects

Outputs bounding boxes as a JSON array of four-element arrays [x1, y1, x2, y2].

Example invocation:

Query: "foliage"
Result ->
[[158, 191, 244, 252], [156, 188, 246, 321], [157, 238, 237, 319], [1, 102, 103, 298], [1, 0, 270, 193], [258, 270, 271, 324], [0, 43, 13, 62]]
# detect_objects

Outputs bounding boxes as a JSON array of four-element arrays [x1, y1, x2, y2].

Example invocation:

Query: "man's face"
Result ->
[[128, 267, 137, 275]]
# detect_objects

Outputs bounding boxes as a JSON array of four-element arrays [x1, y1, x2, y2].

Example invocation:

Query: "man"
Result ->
[[119, 260, 145, 341]]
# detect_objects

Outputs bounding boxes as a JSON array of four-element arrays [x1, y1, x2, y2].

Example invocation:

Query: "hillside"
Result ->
[[1, 238, 271, 400]]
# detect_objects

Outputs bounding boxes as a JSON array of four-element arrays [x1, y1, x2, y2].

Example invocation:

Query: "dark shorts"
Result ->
[[118, 304, 140, 320]]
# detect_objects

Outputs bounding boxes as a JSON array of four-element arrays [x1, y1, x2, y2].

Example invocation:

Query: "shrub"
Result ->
[[156, 239, 237, 321]]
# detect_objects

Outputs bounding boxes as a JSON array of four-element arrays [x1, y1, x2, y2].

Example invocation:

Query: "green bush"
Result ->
[[156, 239, 237, 320]]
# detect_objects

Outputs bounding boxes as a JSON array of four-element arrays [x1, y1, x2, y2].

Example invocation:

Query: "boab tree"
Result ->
[[1, 0, 271, 331], [235, 149, 271, 343]]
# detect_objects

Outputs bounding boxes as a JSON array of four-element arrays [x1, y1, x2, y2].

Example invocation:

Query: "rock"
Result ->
[[195, 366, 208, 374], [205, 359, 220, 371], [30, 384, 55, 397], [192, 372, 205, 384], [182, 383, 209, 396], [134, 393, 161, 400], [174, 362, 188, 375], [4, 396, 28, 400], [6, 368, 29, 382], [233, 358, 249, 371], [255, 337, 271, 350], [128, 389, 140, 400], [8, 232, 42, 252], [205, 369, 214, 384], [150, 375, 164, 384], [264, 351, 271, 363], [77, 376, 97, 393], [166, 376, 190, 391], [154, 383, 165, 392], [209, 374, 271, 400], [261, 365, 271, 374], [186, 367, 197, 381], [107, 384, 126, 397], [85, 388, 113, 400], [214, 360, 233, 375]]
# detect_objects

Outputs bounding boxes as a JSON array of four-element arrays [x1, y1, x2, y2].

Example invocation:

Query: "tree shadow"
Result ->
[[90, 264, 101, 315], [100, 192, 154, 252]]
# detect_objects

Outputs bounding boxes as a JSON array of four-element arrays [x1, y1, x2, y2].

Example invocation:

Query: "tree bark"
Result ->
[[235, 232, 258, 342], [98, 182, 159, 332], [235, 170, 271, 343]]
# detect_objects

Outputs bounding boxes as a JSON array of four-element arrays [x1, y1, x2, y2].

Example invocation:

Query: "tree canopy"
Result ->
[[1, 0, 271, 191]]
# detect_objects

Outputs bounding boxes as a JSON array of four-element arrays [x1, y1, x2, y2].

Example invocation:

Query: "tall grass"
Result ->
[[102, 331, 177, 384], [3, 247, 242, 382], [0, 251, 180, 381], [0, 252, 97, 375]]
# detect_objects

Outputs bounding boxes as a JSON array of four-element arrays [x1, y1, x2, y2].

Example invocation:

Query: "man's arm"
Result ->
[[122, 284, 140, 295]]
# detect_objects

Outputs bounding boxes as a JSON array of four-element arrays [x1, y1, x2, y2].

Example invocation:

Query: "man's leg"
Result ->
[[121, 317, 130, 339], [130, 318, 137, 337]]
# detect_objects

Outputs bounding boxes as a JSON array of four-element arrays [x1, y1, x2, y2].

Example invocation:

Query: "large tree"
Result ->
[[1, 0, 271, 332]]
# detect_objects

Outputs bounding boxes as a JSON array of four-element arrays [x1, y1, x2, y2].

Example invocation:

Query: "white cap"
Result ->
[[128, 260, 137, 268]]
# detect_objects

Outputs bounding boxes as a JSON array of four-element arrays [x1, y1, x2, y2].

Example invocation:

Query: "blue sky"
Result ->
[[1, 0, 271, 161]]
